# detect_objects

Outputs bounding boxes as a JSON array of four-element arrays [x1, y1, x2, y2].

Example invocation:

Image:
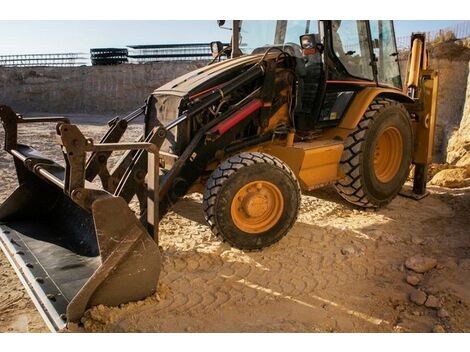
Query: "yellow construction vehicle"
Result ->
[[0, 20, 437, 330]]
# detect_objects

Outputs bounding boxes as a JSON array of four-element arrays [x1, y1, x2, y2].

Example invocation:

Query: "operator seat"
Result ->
[[252, 42, 323, 131], [294, 35, 324, 131]]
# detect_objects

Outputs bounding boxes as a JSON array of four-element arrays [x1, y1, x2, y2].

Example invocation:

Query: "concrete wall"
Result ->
[[0, 62, 205, 114]]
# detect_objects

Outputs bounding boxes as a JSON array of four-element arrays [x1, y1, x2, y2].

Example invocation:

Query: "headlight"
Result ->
[[300, 34, 320, 56], [210, 41, 223, 57], [300, 35, 315, 49]]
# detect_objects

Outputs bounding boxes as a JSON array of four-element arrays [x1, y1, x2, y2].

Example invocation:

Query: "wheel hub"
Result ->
[[231, 181, 284, 234], [242, 192, 269, 218], [373, 126, 403, 183]]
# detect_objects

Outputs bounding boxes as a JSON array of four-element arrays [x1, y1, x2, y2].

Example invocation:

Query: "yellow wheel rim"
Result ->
[[230, 180, 284, 234], [373, 126, 403, 183]]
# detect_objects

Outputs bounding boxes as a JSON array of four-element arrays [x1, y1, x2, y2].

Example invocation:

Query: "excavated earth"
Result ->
[[0, 115, 469, 333]]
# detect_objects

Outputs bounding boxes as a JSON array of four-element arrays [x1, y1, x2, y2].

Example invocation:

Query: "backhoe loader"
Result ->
[[0, 20, 437, 331]]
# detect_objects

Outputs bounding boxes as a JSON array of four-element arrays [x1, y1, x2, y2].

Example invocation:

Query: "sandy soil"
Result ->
[[0, 115, 469, 333]]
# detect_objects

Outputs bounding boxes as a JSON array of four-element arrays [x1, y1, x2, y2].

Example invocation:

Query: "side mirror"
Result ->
[[210, 41, 224, 58], [300, 34, 322, 55], [217, 20, 226, 27]]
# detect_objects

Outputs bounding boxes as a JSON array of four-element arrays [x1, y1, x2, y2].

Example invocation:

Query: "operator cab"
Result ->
[[229, 20, 403, 132]]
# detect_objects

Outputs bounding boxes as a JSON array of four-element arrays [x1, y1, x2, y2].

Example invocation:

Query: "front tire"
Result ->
[[335, 98, 413, 208], [203, 152, 300, 250]]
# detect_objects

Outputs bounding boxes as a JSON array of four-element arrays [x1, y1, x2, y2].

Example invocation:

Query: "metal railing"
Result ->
[[0, 53, 88, 67], [127, 43, 229, 63], [396, 21, 470, 51]]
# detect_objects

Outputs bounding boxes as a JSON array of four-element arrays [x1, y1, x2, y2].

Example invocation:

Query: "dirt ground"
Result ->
[[0, 115, 469, 333]]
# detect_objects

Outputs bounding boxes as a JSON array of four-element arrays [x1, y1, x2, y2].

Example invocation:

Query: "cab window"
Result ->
[[285, 20, 318, 44], [369, 20, 402, 88], [331, 20, 374, 81], [239, 21, 277, 54]]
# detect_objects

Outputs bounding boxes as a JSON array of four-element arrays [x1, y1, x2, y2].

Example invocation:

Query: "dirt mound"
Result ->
[[446, 59, 470, 166], [429, 41, 470, 61]]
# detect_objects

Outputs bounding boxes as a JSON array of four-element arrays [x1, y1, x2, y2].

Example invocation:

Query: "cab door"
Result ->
[[329, 20, 375, 82], [369, 20, 402, 89]]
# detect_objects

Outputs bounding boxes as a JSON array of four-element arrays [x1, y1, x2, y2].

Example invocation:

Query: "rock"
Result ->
[[341, 245, 360, 256], [432, 324, 445, 333], [406, 274, 421, 286], [438, 308, 450, 318], [389, 291, 408, 307], [423, 286, 439, 295], [394, 305, 405, 312], [441, 257, 459, 271], [410, 289, 427, 305], [405, 256, 437, 273], [429, 167, 470, 188], [411, 236, 425, 245], [425, 295, 440, 308]]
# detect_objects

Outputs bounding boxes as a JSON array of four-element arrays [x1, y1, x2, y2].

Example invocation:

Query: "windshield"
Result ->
[[238, 20, 319, 56]]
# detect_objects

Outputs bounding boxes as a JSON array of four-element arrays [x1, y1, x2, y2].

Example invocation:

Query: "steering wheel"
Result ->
[[282, 42, 303, 57], [252, 43, 303, 58]]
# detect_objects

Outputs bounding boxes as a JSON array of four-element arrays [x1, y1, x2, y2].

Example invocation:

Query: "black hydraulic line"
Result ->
[[187, 64, 264, 115], [159, 97, 261, 200], [164, 64, 265, 131], [124, 105, 146, 123], [106, 105, 145, 127], [165, 113, 189, 131], [224, 132, 273, 154]]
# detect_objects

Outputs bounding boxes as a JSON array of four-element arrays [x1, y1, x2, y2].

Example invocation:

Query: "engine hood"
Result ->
[[152, 54, 263, 98]]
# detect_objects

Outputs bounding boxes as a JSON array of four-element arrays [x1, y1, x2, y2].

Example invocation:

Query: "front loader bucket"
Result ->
[[0, 106, 163, 331], [0, 173, 161, 331]]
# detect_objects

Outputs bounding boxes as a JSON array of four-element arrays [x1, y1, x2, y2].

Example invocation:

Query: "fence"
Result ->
[[395, 20, 470, 51], [127, 43, 229, 63], [90, 48, 128, 65], [0, 53, 88, 67]]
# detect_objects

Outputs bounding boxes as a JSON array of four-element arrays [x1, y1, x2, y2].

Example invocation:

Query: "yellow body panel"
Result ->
[[321, 87, 412, 141], [408, 69, 439, 164], [260, 140, 344, 191], [264, 101, 290, 131]]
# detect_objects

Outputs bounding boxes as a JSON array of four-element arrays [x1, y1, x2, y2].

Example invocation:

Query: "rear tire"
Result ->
[[203, 152, 300, 250], [335, 98, 413, 208]]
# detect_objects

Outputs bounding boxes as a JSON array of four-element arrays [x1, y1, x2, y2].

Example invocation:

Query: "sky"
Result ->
[[0, 20, 462, 56]]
